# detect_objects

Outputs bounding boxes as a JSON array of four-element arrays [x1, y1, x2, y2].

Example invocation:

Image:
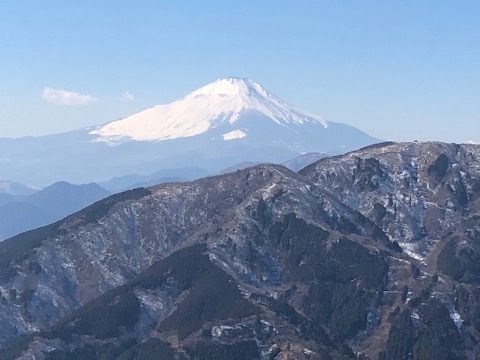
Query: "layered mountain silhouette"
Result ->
[[0, 181, 38, 197], [0, 181, 110, 240]]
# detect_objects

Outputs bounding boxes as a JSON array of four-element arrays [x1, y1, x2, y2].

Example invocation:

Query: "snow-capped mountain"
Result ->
[[0, 78, 379, 185], [90, 78, 328, 143]]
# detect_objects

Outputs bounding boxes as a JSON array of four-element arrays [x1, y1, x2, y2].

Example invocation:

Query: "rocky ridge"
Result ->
[[1, 142, 480, 359]]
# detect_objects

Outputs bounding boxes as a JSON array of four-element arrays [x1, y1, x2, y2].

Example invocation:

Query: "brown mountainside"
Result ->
[[1, 142, 480, 360]]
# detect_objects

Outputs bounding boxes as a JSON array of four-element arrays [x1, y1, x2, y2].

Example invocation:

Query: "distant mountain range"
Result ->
[[99, 153, 327, 192], [98, 167, 210, 193], [0, 151, 326, 241], [0, 78, 379, 186], [0, 181, 110, 240], [0, 180, 38, 197]]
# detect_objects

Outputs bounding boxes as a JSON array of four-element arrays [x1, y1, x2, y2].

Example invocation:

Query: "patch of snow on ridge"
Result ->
[[397, 241, 425, 261], [223, 129, 247, 141], [449, 307, 464, 329], [90, 78, 328, 143]]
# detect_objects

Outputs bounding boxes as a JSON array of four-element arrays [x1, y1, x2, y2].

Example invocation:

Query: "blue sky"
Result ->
[[0, 1, 478, 142]]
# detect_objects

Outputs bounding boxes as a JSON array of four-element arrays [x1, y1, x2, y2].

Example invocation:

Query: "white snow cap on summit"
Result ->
[[90, 77, 328, 142]]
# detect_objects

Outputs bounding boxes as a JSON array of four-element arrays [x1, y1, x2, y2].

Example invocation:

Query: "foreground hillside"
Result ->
[[1, 142, 479, 359]]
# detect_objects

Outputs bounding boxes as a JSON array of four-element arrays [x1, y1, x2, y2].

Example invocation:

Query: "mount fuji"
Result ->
[[0, 78, 379, 185], [91, 78, 330, 143]]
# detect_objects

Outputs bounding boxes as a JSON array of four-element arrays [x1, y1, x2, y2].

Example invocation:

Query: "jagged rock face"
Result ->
[[302, 142, 480, 261], [2, 143, 480, 360], [0, 165, 387, 350]]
